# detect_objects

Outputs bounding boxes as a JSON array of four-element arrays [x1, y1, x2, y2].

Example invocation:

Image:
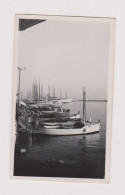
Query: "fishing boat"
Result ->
[[44, 125, 61, 129], [38, 87, 100, 135], [39, 122, 100, 135]]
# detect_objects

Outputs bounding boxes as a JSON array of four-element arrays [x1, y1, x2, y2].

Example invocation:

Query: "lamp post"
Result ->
[[17, 67, 26, 132]]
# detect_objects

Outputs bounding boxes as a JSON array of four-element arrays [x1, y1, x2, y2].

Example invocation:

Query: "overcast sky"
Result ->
[[17, 19, 110, 100]]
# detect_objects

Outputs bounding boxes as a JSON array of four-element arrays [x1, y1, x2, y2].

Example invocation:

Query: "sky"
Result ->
[[17, 19, 110, 100]]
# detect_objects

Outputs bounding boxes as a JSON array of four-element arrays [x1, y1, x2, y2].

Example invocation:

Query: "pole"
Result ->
[[21, 91, 22, 100], [39, 79, 40, 100], [84, 91, 86, 122], [17, 68, 21, 132], [83, 87, 84, 122], [17, 67, 26, 132], [42, 84, 43, 98], [57, 88, 58, 98], [54, 88, 55, 108], [48, 79, 50, 100], [83, 87, 86, 122], [18, 69, 21, 106]]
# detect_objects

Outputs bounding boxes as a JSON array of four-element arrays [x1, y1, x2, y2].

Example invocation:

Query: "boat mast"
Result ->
[[39, 78, 40, 100], [54, 88, 55, 108], [66, 91, 67, 109], [42, 84, 43, 98], [21, 91, 22, 100], [48, 79, 50, 101], [57, 88, 58, 98], [83, 87, 86, 122], [84, 91, 86, 122], [60, 90, 61, 100]]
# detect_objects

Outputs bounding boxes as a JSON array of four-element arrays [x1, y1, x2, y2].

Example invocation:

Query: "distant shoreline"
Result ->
[[79, 100, 107, 102]]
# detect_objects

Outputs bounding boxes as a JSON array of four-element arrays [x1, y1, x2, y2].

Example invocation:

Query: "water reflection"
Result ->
[[15, 132, 102, 163]]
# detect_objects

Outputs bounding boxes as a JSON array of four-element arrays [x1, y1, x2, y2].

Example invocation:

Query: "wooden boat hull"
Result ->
[[40, 123, 100, 135], [44, 125, 61, 129], [42, 121, 74, 126]]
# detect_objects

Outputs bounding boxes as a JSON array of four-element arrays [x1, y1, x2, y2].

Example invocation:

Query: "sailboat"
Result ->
[[40, 122, 100, 135], [39, 87, 100, 135]]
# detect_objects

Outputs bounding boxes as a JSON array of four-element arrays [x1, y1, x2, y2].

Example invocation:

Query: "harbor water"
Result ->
[[14, 101, 107, 179]]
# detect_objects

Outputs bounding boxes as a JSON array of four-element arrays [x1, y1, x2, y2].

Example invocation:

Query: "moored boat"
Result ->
[[17, 87, 100, 136], [43, 125, 61, 129], [37, 87, 100, 136], [39, 122, 100, 135]]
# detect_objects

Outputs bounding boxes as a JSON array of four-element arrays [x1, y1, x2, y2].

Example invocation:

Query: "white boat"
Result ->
[[44, 125, 61, 129], [39, 87, 100, 136], [43, 122, 59, 126], [40, 122, 100, 135], [42, 121, 74, 126]]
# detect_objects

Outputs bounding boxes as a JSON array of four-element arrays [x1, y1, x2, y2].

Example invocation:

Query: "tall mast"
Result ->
[[39, 78, 40, 100], [32, 83, 33, 100], [21, 91, 22, 100], [48, 79, 50, 100], [84, 91, 86, 122], [36, 80, 38, 101], [42, 84, 43, 98], [32, 82, 35, 100], [57, 88, 58, 98], [83, 87, 86, 122], [35, 80, 37, 100], [54, 88, 55, 108], [60, 90, 61, 99]]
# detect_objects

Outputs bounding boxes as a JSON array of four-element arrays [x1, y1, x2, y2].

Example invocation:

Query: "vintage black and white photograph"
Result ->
[[11, 15, 115, 182]]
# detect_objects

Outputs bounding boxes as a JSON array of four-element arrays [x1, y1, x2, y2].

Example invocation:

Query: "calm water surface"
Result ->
[[14, 102, 107, 178]]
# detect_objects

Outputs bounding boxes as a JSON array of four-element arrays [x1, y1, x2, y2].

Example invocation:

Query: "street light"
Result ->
[[17, 67, 26, 132]]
